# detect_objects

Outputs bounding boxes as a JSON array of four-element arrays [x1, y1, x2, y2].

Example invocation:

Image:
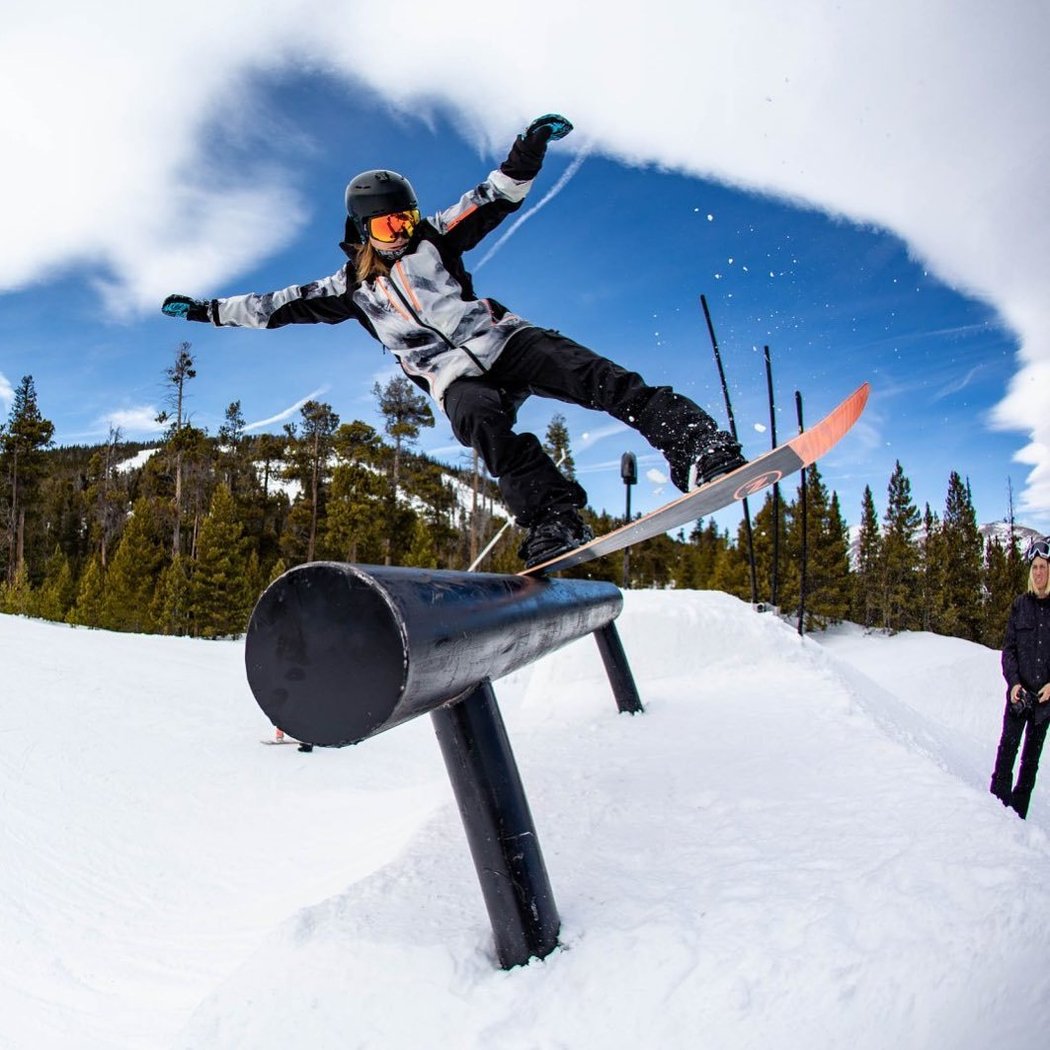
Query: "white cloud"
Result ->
[[0, 2, 311, 314], [102, 406, 166, 435], [2, 1, 1048, 509], [0, 371, 14, 408]]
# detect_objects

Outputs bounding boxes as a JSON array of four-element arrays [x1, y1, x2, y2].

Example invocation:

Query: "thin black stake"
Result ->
[[764, 346, 780, 607], [795, 390, 808, 636], [700, 294, 739, 438], [699, 294, 757, 604]]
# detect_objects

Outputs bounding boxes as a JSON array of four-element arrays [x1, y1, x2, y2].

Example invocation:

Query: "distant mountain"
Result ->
[[847, 520, 1042, 568], [979, 520, 1042, 549]]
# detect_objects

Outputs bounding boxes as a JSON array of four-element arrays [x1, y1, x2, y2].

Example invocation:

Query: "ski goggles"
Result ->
[[1024, 536, 1050, 562], [366, 209, 420, 243]]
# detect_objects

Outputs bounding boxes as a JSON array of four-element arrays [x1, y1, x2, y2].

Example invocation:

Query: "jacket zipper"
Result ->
[[383, 269, 489, 375]]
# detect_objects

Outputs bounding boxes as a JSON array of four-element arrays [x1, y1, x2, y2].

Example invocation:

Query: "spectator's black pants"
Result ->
[[443, 327, 718, 526], [990, 702, 1049, 818]]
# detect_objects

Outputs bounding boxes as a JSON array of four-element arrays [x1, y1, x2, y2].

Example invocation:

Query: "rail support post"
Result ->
[[432, 679, 559, 968], [593, 621, 644, 714]]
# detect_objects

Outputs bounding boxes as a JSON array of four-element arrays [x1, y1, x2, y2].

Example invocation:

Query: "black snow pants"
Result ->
[[990, 701, 1049, 819], [442, 327, 718, 526]]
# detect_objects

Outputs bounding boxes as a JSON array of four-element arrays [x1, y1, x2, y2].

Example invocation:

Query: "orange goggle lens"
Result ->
[[367, 209, 420, 243]]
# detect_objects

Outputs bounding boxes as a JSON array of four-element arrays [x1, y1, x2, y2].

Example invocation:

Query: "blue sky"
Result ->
[[1, 2, 1046, 533]]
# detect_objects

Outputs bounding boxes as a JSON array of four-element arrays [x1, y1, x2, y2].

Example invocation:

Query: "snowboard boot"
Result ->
[[669, 431, 746, 493], [518, 505, 594, 569]]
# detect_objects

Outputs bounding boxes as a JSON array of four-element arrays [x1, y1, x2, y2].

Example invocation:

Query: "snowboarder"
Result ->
[[990, 536, 1050, 818], [161, 114, 744, 567]]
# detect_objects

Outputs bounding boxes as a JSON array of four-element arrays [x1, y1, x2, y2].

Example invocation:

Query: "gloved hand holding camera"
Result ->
[[1011, 685, 1050, 723]]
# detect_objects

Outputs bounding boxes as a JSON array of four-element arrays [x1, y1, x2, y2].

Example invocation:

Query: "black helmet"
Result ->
[[345, 169, 418, 241]]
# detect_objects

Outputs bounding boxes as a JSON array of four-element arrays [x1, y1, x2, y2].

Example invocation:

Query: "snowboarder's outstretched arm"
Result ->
[[162, 266, 361, 330], [430, 114, 575, 255]]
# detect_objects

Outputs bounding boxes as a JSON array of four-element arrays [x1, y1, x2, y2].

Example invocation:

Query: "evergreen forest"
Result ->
[[0, 352, 1035, 649]]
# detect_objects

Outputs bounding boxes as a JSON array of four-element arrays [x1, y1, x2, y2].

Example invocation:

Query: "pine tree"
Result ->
[[403, 515, 438, 568], [621, 532, 680, 589], [191, 484, 253, 638], [779, 465, 850, 628], [252, 432, 288, 502], [152, 554, 193, 637], [543, 413, 577, 479], [244, 550, 266, 609], [852, 485, 881, 628], [0, 562, 33, 615], [283, 400, 340, 563], [711, 524, 751, 599], [880, 461, 921, 632], [156, 343, 197, 557], [325, 422, 388, 563], [688, 519, 728, 590], [36, 546, 77, 622], [84, 426, 128, 570], [750, 491, 790, 607], [267, 557, 288, 587], [981, 532, 1027, 648], [412, 470, 459, 565], [101, 498, 167, 632], [71, 554, 106, 628], [217, 400, 253, 497], [248, 431, 291, 571], [938, 472, 984, 642], [820, 491, 853, 624], [373, 377, 433, 499], [916, 504, 944, 633], [1, 375, 55, 584], [176, 425, 215, 560]]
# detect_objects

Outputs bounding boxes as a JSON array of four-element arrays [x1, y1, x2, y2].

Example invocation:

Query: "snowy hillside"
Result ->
[[115, 446, 509, 525], [3, 592, 1050, 1049]]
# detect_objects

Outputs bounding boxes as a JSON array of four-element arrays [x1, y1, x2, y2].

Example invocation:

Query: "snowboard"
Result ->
[[522, 382, 870, 577], [261, 738, 298, 745]]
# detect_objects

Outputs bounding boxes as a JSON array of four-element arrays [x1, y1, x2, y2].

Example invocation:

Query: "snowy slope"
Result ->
[[2, 592, 1049, 1049]]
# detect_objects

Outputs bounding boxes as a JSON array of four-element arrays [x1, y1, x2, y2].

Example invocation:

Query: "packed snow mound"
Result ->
[[2, 591, 1049, 1050]]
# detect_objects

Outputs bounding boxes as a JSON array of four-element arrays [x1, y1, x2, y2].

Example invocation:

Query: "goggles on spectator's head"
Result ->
[[1024, 537, 1050, 562], [367, 209, 420, 243]]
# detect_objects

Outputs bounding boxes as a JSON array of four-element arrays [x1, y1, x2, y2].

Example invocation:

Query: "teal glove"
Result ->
[[162, 294, 212, 323], [523, 114, 573, 144]]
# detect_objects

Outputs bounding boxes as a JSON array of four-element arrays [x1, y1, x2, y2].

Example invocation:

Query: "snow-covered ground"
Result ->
[[2, 590, 1048, 1049]]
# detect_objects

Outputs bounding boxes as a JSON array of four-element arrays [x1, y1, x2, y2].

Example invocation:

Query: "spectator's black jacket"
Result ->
[[1002, 592, 1050, 695]]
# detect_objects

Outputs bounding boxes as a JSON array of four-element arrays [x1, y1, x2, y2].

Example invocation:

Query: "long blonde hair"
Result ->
[[354, 242, 390, 283], [1028, 556, 1050, 598]]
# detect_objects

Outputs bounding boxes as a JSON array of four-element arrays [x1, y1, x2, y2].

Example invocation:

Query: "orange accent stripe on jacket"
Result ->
[[446, 203, 479, 230], [378, 278, 413, 322], [393, 262, 425, 313]]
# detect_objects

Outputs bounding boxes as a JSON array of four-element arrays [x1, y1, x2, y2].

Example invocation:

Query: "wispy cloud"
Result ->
[[244, 387, 330, 432], [933, 364, 985, 401], [0, 371, 13, 407], [576, 420, 628, 451], [473, 147, 591, 271]]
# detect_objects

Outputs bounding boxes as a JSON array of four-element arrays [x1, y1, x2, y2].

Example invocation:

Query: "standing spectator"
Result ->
[[990, 536, 1050, 818]]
